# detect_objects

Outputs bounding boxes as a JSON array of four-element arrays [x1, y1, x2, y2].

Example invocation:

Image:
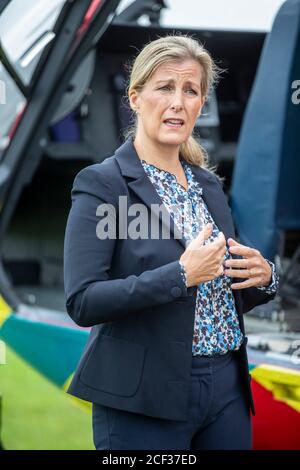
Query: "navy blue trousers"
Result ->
[[92, 350, 252, 450]]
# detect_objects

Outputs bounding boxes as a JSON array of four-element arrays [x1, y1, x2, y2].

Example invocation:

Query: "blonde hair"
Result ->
[[125, 34, 222, 172]]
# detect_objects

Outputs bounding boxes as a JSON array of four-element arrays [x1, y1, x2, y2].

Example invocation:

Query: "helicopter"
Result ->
[[0, 0, 299, 449]]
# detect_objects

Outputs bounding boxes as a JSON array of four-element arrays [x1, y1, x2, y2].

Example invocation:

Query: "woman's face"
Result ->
[[129, 59, 205, 149]]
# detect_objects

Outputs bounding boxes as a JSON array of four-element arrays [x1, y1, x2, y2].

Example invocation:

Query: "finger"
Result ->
[[203, 223, 213, 240], [228, 238, 260, 257], [228, 244, 255, 257], [210, 231, 226, 247], [211, 234, 226, 253], [224, 258, 254, 269], [231, 276, 261, 289], [224, 268, 253, 278], [217, 265, 224, 276], [227, 237, 249, 248], [217, 231, 226, 241], [191, 223, 213, 246]]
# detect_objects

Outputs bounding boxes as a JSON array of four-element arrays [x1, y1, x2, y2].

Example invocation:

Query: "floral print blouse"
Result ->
[[140, 157, 279, 357]]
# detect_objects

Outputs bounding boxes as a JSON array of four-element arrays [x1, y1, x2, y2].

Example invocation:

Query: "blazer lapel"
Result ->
[[190, 165, 236, 242], [115, 138, 186, 248], [114, 138, 236, 249]]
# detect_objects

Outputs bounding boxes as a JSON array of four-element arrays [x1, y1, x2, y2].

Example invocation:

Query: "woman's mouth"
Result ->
[[163, 118, 184, 129]]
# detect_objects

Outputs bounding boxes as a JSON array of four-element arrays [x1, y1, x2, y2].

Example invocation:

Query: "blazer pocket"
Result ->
[[80, 334, 147, 397]]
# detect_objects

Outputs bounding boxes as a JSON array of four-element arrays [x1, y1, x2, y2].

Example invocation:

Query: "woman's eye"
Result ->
[[186, 88, 197, 95], [159, 85, 171, 91]]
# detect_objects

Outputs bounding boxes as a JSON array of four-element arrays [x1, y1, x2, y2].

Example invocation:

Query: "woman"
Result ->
[[63, 35, 279, 450]]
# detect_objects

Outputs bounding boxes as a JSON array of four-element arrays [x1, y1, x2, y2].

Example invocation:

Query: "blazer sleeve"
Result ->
[[63, 166, 191, 327], [240, 284, 277, 314]]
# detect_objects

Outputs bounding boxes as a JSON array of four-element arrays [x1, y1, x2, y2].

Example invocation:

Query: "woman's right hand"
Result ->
[[179, 224, 227, 287]]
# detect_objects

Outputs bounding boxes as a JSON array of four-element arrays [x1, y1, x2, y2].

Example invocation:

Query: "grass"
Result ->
[[0, 346, 94, 450]]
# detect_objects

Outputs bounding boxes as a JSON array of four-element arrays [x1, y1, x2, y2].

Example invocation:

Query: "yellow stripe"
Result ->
[[0, 295, 11, 326], [252, 364, 300, 413], [63, 374, 92, 412]]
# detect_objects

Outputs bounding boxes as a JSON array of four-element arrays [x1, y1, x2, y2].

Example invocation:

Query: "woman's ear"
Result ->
[[129, 89, 140, 113], [198, 96, 206, 117]]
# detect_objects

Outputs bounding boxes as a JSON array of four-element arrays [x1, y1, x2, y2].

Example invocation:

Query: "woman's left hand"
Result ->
[[224, 238, 272, 290]]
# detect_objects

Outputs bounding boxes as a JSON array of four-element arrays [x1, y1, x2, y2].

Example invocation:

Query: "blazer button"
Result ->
[[171, 286, 182, 298]]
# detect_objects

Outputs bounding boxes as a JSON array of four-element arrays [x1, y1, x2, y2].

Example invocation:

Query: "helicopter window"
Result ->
[[0, 64, 25, 154], [0, 0, 67, 86], [0, 0, 67, 154]]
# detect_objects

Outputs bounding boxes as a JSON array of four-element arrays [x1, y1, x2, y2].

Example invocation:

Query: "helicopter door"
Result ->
[[0, 0, 121, 309]]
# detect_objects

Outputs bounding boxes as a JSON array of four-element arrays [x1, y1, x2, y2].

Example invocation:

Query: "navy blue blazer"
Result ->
[[63, 137, 276, 421]]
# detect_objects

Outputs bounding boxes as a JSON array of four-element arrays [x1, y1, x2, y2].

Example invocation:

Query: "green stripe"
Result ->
[[0, 313, 89, 387]]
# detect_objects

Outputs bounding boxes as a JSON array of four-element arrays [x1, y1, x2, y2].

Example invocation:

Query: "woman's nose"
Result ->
[[169, 90, 184, 111], [170, 103, 182, 112]]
